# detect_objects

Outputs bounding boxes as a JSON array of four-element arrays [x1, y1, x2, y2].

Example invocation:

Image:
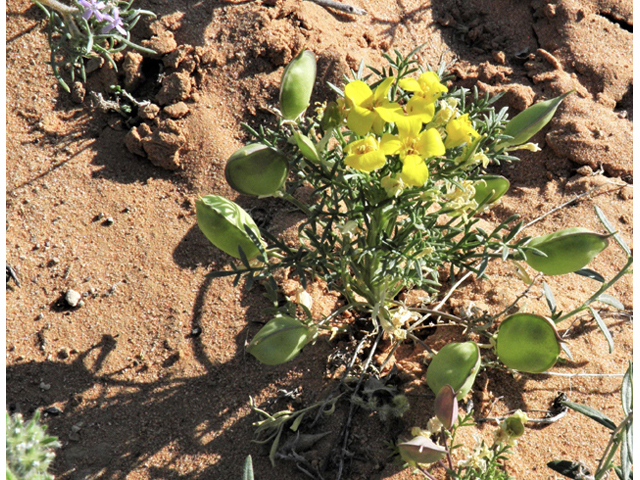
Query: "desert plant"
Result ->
[[195, 47, 632, 476], [32, 0, 156, 92], [6, 410, 60, 480], [548, 362, 633, 480]]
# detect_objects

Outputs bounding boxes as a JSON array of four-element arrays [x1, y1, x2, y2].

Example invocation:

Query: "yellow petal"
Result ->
[[345, 149, 386, 172], [374, 102, 403, 124], [398, 77, 422, 93], [347, 106, 375, 136], [406, 97, 436, 123], [345, 80, 373, 107], [401, 155, 429, 186], [416, 128, 446, 158], [445, 114, 480, 149], [418, 71, 448, 102], [380, 133, 402, 155], [372, 77, 396, 104]]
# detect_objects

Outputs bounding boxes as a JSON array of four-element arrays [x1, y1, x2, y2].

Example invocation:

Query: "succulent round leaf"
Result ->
[[472, 175, 510, 206], [496, 313, 561, 373], [426, 342, 480, 400], [524, 227, 609, 276], [225, 144, 289, 196], [196, 195, 263, 260], [247, 315, 316, 365], [280, 50, 317, 120]]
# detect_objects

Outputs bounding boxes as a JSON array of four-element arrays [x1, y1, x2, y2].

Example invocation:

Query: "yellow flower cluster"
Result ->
[[341, 72, 481, 189]]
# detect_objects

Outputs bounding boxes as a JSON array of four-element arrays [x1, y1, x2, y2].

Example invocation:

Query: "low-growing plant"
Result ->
[[6, 410, 61, 480], [548, 362, 633, 480], [196, 47, 632, 477], [32, 0, 156, 92]]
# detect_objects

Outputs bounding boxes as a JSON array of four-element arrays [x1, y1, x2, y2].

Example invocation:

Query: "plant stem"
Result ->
[[594, 411, 633, 479], [35, 0, 78, 14], [554, 256, 633, 324]]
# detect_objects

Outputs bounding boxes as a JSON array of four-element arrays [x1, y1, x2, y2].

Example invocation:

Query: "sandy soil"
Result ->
[[6, 0, 633, 479]]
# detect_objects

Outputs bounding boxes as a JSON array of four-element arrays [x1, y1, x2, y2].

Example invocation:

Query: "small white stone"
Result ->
[[65, 289, 82, 307]]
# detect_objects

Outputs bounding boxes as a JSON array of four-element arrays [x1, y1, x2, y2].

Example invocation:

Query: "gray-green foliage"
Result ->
[[6, 411, 60, 480], [547, 362, 633, 480]]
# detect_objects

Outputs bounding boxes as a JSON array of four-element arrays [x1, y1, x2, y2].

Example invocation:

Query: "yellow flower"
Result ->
[[380, 116, 445, 187], [344, 135, 387, 172], [445, 113, 480, 149], [344, 77, 403, 136], [399, 72, 448, 123]]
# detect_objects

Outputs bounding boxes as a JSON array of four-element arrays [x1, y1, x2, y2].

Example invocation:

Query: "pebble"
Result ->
[[35, 313, 44, 321], [104, 217, 115, 226], [191, 326, 202, 337], [40, 382, 51, 391], [44, 406, 63, 416], [65, 289, 82, 307]]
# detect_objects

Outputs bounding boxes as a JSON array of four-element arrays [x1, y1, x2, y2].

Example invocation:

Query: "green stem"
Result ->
[[554, 256, 633, 324], [34, 0, 78, 14], [594, 411, 633, 479]]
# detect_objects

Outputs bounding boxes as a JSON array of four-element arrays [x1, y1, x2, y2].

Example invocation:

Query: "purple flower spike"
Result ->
[[78, 0, 106, 21], [101, 7, 127, 36]]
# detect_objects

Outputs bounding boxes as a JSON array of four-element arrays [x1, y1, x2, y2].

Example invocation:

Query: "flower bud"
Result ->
[[434, 385, 458, 430], [321, 100, 345, 131], [196, 195, 264, 260], [496, 313, 561, 373], [225, 144, 289, 197], [247, 314, 317, 365], [472, 175, 510, 206], [498, 90, 574, 149], [397, 436, 447, 466], [426, 342, 480, 400], [523, 227, 609, 275], [280, 50, 317, 120]]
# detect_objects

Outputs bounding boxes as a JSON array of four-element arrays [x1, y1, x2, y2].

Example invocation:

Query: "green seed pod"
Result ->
[[247, 314, 317, 365], [196, 195, 263, 260], [472, 175, 510, 206], [496, 313, 561, 373], [292, 131, 320, 162], [225, 144, 289, 196], [523, 227, 609, 275], [426, 342, 480, 400], [280, 50, 317, 120], [434, 385, 458, 430], [498, 90, 574, 149], [397, 436, 447, 466], [503, 410, 528, 438]]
